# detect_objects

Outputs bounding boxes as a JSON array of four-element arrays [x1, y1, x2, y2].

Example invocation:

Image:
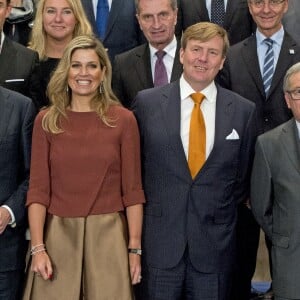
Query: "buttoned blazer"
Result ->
[[82, 0, 144, 62], [0, 37, 42, 109], [218, 32, 300, 135], [176, 0, 255, 45], [133, 80, 256, 273], [112, 42, 183, 108], [0, 87, 36, 271], [251, 119, 300, 299]]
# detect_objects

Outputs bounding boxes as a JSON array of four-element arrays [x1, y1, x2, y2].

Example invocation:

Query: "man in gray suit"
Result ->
[[81, 0, 145, 63], [112, 0, 182, 108], [0, 86, 35, 299], [133, 22, 256, 300], [217, 1, 300, 298], [251, 62, 300, 300]]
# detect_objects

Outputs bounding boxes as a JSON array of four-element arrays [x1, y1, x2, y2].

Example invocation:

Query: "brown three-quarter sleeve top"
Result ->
[[26, 105, 145, 217]]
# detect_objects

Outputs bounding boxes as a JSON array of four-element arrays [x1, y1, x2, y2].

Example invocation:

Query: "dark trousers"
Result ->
[[0, 270, 24, 300], [230, 204, 260, 300], [135, 247, 232, 300]]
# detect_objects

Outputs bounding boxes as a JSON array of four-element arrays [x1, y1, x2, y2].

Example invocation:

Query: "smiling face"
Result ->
[[180, 36, 225, 91], [136, 0, 177, 50], [68, 48, 106, 100], [248, 0, 288, 37], [43, 0, 77, 42]]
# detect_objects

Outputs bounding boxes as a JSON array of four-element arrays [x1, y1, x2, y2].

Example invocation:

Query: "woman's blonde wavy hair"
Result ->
[[28, 0, 92, 59], [42, 35, 120, 134]]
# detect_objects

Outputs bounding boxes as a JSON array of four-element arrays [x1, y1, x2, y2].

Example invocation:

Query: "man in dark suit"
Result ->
[[0, 86, 35, 299], [0, 0, 41, 109], [176, 0, 255, 45], [81, 0, 145, 62], [112, 0, 182, 108], [251, 62, 300, 300], [133, 22, 256, 300], [217, 0, 300, 298]]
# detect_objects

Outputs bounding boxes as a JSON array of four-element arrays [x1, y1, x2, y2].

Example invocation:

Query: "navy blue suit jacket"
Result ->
[[81, 0, 144, 62], [0, 87, 36, 271], [133, 81, 256, 273]]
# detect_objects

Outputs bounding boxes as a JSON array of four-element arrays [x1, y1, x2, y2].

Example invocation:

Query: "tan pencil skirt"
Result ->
[[23, 213, 133, 300]]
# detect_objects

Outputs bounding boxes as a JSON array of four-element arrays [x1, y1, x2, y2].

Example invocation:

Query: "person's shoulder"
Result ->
[[0, 86, 32, 105], [218, 85, 255, 109], [259, 119, 294, 142], [115, 43, 147, 61], [8, 38, 38, 57]]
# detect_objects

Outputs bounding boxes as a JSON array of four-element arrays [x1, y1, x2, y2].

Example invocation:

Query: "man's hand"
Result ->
[[0, 207, 11, 234]]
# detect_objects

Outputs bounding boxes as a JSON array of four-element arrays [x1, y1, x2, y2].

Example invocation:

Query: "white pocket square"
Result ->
[[225, 129, 239, 140], [5, 79, 25, 82]]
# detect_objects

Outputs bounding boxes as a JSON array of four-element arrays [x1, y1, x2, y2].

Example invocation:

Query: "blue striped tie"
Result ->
[[96, 0, 109, 40], [262, 38, 274, 97]]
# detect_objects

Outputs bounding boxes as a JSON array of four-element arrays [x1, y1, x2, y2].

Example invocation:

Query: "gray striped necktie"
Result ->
[[262, 38, 274, 97]]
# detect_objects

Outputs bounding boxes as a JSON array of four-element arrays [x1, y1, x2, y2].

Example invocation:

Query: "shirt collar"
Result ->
[[256, 26, 284, 47], [295, 119, 300, 139], [180, 75, 217, 103], [149, 36, 177, 60]]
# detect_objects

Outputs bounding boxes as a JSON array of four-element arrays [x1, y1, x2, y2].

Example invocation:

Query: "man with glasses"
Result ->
[[217, 0, 300, 299], [251, 62, 300, 300]]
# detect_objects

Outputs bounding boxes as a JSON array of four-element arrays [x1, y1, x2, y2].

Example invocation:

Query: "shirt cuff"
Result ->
[[1, 205, 16, 228]]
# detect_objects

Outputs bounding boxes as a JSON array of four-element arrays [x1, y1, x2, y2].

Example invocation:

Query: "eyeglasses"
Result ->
[[287, 89, 300, 101], [249, 0, 286, 8]]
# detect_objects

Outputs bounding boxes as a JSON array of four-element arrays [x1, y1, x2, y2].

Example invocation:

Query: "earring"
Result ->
[[99, 81, 104, 94], [66, 85, 69, 93]]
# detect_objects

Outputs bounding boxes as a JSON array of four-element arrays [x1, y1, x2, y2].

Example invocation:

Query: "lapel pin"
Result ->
[[289, 49, 295, 54]]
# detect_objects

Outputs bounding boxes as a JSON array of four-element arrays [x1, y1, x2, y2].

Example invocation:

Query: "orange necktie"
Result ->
[[188, 92, 206, 178]]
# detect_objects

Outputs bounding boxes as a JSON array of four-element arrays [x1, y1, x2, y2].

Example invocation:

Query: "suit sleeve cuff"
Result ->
[[1, 205, 16, 228]]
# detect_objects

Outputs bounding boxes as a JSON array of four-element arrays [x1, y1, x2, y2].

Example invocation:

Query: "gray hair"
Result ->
[[135, 0, 177, 14], [283, 62, 300, 92]]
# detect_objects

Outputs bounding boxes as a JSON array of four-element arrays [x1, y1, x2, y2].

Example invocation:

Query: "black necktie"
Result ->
[[211, 0, 225, 26]]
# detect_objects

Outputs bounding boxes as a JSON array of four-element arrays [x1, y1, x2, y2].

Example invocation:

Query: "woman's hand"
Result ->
[[129, 253, 142, 285], [31, 251, 53, 281]]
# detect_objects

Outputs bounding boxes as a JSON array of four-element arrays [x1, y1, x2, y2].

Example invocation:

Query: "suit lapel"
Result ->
[[280, 119, 300, 174], [241, 36, 265, 98], [105, 0, 124, 39], [134, 44, 154, 88], [268, 33, 299, 99], [160, 81, 191, 178], [224, 0, 238, 26], [202, 86, 234, 168], [171, 42, 183, 82], [195, 0, 209, 20], [0, 39, 16, 82]]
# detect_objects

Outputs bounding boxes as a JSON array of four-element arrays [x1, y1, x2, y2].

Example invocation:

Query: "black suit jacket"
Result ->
[[176, 0, 255, 45], [218, 32, 300, 135], [133, 81, 256, 273], [112, 42, 183, 108], [81, 0, 145, 62], [0, 37, 42, 109], [0, 87, 36, 271]]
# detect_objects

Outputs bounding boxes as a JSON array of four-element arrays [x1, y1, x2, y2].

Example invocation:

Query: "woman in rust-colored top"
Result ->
[[23, 35, 145, 300]]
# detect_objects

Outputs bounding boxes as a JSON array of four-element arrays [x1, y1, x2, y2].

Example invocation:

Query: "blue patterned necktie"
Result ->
[[262, 38, 274, 97], [211, 0, 225, 26], [154, 50, 168, 87], [96, 0, 109, 40]]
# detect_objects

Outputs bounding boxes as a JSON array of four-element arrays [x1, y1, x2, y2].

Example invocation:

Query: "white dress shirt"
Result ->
[[149, 36, 177, 83], [180, 76, 217, 160]]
